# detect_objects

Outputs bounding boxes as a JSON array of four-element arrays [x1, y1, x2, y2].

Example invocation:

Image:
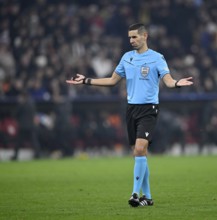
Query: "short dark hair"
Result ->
[[128, 23, 147, 34]]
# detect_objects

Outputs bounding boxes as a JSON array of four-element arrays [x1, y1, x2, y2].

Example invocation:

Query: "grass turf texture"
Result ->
[[0, 156, 217, 220]]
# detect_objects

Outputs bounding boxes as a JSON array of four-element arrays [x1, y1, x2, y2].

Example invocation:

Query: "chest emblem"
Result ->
[[140, 66, 149, 78]]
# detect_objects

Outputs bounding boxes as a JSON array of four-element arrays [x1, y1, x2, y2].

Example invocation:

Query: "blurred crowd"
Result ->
[[0, 0, 217, 158], [0, 0, 217, 99]]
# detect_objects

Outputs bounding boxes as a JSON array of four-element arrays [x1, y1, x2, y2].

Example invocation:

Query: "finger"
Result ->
[[71, 75, 80, 81], [185, 77, 193, 80], [66, 80, 74, 84], [184, 81, 193, 85]]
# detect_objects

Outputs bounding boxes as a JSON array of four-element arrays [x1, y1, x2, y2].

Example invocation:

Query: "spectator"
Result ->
[[52, 94, 74, 157], [0, 0, 217, 155], [11, 91, 41, 160]]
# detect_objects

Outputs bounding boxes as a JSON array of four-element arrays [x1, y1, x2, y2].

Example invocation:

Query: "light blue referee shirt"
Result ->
[[115, 49, 170, 104]]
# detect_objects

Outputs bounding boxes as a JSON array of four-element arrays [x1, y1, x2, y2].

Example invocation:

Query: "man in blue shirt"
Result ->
[[66, 23, 193, 207]]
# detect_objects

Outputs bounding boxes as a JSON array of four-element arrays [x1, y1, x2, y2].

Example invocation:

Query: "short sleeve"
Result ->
[[114, 56, 126, 78], [157, 55, 170, 78]]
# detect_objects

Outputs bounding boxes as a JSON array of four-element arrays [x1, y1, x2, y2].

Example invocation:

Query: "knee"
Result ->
[[133, 146, 147, 156], [133, 138, 149, 156]]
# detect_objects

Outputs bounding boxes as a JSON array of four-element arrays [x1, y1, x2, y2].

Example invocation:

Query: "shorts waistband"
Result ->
[[127, 103, 159, 106]]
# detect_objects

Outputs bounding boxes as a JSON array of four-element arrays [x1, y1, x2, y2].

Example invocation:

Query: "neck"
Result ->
[[137, 46, 148, 54], [136, 48, 148, 53]]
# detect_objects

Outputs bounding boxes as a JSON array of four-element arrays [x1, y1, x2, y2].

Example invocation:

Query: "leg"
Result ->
[[141, 162, 151, 199], [136, 139, 154, 205], [31, 130, 41, 159], [128, 138, 148, 207], [132, 138, 148, 194], [127, 104, 158, 207], [133, 138, 148, 156]]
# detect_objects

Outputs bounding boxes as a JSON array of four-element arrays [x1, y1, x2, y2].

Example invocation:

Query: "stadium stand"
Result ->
[[0, 0, 217, 159]]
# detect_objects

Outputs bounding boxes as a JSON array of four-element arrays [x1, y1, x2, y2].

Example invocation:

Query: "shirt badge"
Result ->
[[140, 66, 149, 78]]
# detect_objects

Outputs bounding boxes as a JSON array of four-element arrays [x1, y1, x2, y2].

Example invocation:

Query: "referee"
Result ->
[[66, 23, 193, 207]]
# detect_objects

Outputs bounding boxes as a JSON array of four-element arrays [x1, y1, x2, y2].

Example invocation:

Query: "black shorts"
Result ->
[[126, 104, 159, 146]]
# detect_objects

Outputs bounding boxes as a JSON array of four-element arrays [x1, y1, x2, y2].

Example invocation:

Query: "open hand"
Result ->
[[177, 77, 193, 87], [66, 74, 85, 85]]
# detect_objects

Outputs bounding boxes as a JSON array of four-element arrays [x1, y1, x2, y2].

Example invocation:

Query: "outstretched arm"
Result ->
[[162, 73, 193, 88], [66, 72, 122, 86]]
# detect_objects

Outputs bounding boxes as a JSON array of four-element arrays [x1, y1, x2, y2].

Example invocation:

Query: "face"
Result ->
[[128, 30, 148, 52]]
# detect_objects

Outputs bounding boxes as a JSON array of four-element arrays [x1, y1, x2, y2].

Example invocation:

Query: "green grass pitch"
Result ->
[[0, 155, 217, 220]]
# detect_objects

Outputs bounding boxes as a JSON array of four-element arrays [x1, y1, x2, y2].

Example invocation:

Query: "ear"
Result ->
[[144, 32, 148, 40]]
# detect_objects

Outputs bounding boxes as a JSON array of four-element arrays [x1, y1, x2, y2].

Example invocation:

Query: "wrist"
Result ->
[[175, 80, 181, 88], [83, 78, 92, 85]]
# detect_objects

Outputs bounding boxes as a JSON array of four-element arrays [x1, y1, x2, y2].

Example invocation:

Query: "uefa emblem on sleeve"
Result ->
[[140, 66, 149, 78]]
